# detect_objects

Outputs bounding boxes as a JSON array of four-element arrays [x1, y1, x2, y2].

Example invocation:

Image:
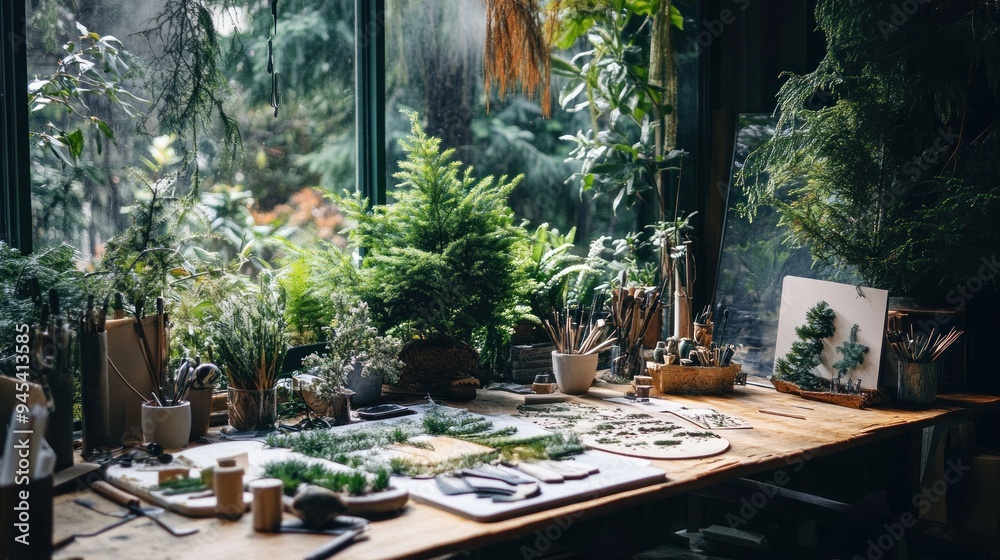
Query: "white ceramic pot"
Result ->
[[551, 352, 599, 395], [141, 401, 192, 450]]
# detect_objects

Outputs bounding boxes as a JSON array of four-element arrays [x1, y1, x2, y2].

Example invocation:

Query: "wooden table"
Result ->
[[51, 384, 1000, 560]]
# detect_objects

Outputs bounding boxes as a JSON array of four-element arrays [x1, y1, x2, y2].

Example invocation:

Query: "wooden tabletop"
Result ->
[[52, 384, 1000, 560]]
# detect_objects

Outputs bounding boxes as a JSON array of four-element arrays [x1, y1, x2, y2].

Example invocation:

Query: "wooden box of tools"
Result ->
[[648, 361, 741, 395]]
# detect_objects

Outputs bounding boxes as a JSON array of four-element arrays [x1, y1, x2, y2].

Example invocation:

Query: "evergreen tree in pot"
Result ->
[[340, 112, 529, 395], [740, 0, 1000, 303]]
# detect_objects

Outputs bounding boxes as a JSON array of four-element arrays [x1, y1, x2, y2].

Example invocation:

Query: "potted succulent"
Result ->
[[297, 294, 404, 418], [340, 111, 528, 395], [213, 277, 288, 432]]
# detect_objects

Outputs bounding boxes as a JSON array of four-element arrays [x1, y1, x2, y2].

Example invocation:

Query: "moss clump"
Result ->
[[261, 459, 392, 496]]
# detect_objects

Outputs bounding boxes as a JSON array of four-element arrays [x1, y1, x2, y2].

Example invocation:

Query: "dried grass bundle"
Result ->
[[484, 0, 553, 116]]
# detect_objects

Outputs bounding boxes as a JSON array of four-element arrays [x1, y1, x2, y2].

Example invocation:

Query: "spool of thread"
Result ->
[[214, 458, 244, 520], [249, 478, 284, 532]]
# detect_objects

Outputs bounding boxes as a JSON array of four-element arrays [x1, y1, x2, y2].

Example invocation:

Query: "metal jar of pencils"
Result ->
[[891, 356, 940, 406]]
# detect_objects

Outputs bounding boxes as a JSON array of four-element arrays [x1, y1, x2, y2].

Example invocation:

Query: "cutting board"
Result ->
[[102, 440, 354, 517], [383, 436, 495, 465], [394, 450, 666, 522]]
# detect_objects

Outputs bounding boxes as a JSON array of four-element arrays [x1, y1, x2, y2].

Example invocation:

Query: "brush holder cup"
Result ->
[[227, 387, 278, 432], [896, 360, 939, 406], [551, 352, 599, 395], [187, 387, 215, 441], [141, 401, 191, 450]]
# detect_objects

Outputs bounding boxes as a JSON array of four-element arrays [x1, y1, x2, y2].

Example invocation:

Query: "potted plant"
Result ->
[[739, 1, 1000, 305], [213, 276, 288, 432], [298, 294, 404, 416], [340, 111, 528, 395]]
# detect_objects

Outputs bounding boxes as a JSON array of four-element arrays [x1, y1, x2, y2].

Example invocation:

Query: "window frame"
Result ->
[[1, 0, 31, 254]]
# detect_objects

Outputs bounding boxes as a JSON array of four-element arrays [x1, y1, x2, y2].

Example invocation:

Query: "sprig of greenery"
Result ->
[[773, 301, 836, 390], [266, 420, 423, 460], [152, 477, 207, 495]]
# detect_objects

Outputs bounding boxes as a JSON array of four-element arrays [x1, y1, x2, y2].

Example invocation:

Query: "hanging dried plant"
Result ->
[[484, 0, 554, 116]]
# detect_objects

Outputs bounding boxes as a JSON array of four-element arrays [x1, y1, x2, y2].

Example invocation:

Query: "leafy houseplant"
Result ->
[[521, 223, 598, 337], [212, 276, 288, 431], [341, 111, 528, 392], [299, 295, 404, 416]]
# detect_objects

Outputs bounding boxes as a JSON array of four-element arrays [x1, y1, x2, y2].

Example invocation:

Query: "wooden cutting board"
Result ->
[[102, 440, 353, 517], [383, 436, 495, 466]]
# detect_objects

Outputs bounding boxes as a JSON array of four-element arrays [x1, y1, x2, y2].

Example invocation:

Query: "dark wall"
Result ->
[[696, 0, 823, 307]]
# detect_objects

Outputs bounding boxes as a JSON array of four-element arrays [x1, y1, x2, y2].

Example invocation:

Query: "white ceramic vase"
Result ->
[[551, 352, 599, 395], [141, 401, 191, 450]]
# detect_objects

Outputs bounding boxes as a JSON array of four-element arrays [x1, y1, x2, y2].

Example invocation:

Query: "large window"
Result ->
[[24, 0, 356, 264], [15, 0, 703, 269]]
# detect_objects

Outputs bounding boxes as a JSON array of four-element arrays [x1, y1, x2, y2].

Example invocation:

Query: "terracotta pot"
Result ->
[[643, 311, 664, 348], [551, 352, 599, 395], [228, 387, 278, 432], [141, 401, 191, 450]]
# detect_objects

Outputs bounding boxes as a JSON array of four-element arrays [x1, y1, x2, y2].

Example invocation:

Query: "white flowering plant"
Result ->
[[302, 294, 404, 400]]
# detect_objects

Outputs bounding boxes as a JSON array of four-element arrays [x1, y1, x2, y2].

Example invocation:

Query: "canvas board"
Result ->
[[773, 276, 888, 389]]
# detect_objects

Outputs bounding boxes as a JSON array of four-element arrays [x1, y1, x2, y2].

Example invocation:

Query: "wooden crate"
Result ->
[[647, 362, 741, 395]]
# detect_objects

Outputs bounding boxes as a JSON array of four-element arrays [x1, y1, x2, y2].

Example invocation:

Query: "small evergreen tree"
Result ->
[[341, 111, 529, 373], [832, 324, 869, 390], [774, 301, 836, 390]]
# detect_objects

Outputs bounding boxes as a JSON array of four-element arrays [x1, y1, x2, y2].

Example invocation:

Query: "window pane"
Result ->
[[25, 0, 356, 261], [384, 0, 634, 244]]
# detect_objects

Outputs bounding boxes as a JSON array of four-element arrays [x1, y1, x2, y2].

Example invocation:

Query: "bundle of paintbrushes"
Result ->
[[608, 271, 667, 379], [687, 344, 738, 367], [112, 296, 188, 406], [885, 316, 963, 363], [542, 306, 616, 355]]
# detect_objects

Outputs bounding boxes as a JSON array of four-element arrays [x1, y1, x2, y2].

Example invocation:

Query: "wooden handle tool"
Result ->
[[92, 481, 141, 508], [758, 408, 806, 420]]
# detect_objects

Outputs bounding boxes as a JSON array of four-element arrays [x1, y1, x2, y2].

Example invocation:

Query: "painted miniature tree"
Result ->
[[773, 301, 836, 391], [832, 324, 869, 393]]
